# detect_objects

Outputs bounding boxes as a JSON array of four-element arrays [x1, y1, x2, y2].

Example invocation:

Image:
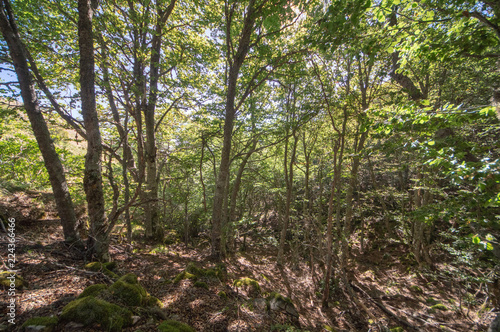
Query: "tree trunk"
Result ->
[[227, 136, 258, 251], [321, 140, 340, 308], [211, 0, 256, 260], [78, 0, 108, 261], [0, 0, 81, 245], [344, 130, 367, 235], [278, 126, 298, 266]]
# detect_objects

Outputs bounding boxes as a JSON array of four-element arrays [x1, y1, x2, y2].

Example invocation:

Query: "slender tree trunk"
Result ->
[[78, 0, 108, 261], [200, 134, 208, 213], [211, 0, 256, 260], [367, 156, 389, 231], [278, 127, 298, 266], [344, 130, 367, 235], [0, 0, 81, 245], [321, 141, 340, 308], [123, 112, 132, 244], [144, 1, 177, 240], [227, 137, 258, 251]]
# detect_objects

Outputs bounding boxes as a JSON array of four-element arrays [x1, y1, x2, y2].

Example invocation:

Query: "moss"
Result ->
[[185, 262, 204, 276], [218, 291, 227, 299], [233, 277, 261, 294], [158, 320, 195, 332], [193, 281, 208, 289], [214, 263, 227, 281], [109, 274, 147, 306], [185, 262, 226, 281], [426, 297, 439, 305], [390, 327, 404, 332], [0, 271, 27, 289], [78, 284, 108, 299], [85, 262, 102, 271], [118, 273, 139, 284], [173, 271, 196, 283], [266, 292, 298, 317], [146, 296, 163, 308], [60, 296, 132, 332], [430, 303, 448, 311], [266, 292, 293, 305], [409, 285, 423, 294], [103, 261, 118, 271], [84, 262, 119, 279], [22, 316, 58, 331]]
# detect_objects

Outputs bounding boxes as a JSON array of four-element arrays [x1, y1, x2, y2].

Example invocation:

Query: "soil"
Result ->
[[0, 191, 497, 331]]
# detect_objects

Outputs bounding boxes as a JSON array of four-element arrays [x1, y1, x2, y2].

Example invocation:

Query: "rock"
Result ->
[[488, 313, 500, 332], [60, 296, 132, 332], [266, 292, 299, 318], [253, 298, 267, 311], [0, 271, 28, 289], [108, 273, 148, 306], [21, 316, 58, 332], [77, 284, 108, 299], [233, 277, 261, 297], [24, 326, 47, 332], [64, 322, 84, 331], [131, 315, 141, 325]]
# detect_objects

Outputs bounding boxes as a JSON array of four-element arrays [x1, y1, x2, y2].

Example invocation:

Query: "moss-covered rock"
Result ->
[[266, 292, 298, 318], [0, 271, 27, 289], [218, 291, 227, 299], [108, 273, 148, 306], [77, 284, 108, 299], [430, 303, 448, 311], [146, 296, 163, 308], [60, 296, 132, 332], [173, 271, 196, 283], [158, 320, 195, 332], [84, 262, 119, 279], [185, 263, 205, 276], [171, 263, 227, 285], [193, 281, 208, 289], [22, 316, 58, 332], [233, 277, 261, 296]]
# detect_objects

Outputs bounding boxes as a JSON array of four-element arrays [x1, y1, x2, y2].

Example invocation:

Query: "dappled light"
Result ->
[[1, 0, 499, 330]]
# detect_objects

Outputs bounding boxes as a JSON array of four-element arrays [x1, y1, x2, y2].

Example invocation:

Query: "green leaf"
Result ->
[[472, 235, 480, 244]]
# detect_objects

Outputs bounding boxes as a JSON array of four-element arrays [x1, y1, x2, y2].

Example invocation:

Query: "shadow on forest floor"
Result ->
[[0, 193, 496, 331]]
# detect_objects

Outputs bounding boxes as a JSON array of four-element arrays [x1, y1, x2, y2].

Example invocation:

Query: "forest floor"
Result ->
[[0, 191, 497, 331]]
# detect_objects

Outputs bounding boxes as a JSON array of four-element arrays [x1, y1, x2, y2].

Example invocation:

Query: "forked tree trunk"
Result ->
[[0, 0, 80, 245]]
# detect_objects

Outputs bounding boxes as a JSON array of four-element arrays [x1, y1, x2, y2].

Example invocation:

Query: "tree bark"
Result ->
[[0, 0, 80, 245], [78, 0, 108, 261]]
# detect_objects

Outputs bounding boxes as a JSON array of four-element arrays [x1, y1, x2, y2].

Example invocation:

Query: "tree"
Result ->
[[78, 0, 109, 261], [210, 0, 306, 260], [0, 0, 81, 245]]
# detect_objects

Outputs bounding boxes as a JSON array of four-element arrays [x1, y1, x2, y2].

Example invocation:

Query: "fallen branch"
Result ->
[[351, 281, 420, 331]]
